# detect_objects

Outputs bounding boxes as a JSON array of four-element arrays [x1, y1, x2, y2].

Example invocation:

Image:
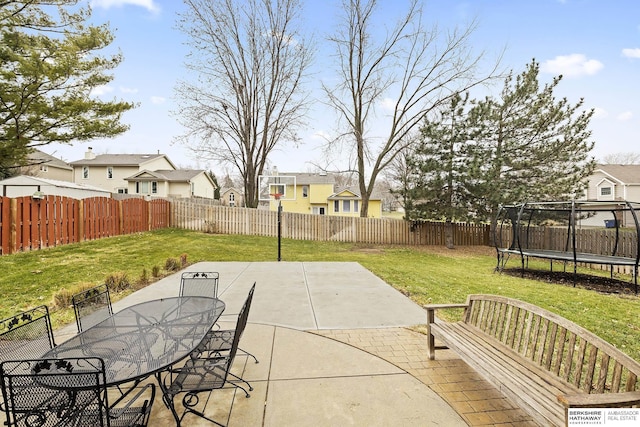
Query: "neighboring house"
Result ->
[[580, 164, 640, 226], [220, 187, 244, 207], [125, 169, 217, 199], [20, 149, 73, 182], [69, 148, 177, 194], [268, 172, 383, 217], [0, 175, 111, 199]]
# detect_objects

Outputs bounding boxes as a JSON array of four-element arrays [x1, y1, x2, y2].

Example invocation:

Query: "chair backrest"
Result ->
[[0, 357, 109, 426], [72, 284, 113, 333], [227, 282, 256, 362], [0, 306, 56, 361], [179, 271, 219, 298]]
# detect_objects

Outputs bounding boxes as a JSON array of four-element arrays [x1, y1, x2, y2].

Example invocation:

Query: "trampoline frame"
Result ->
[[494, 200, 640, 294]]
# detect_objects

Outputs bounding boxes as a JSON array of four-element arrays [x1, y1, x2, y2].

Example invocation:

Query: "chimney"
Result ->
[[85, 147, 96, 160]]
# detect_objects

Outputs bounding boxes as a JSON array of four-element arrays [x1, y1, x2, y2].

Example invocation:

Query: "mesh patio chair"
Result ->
[[158, 284, 254, 427], [194, 282, 259, 364], [179, 271, 219, 298], [0, 305, 56, 362], [0, 357, 155, 427], [72, 284, 113, 333]]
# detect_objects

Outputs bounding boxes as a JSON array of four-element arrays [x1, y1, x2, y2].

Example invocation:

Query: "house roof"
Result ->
[[596, 164, 640, 185], [280, 172, 336, 185], [125, 169, 207, 182], [28, 150, 72, 170], [328, 186, 383, 200], [70, 153, 174, 168], [0, 175, 110, 193]]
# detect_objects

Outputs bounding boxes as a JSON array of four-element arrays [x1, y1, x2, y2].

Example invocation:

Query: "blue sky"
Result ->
[[46, 0, 640, 174]]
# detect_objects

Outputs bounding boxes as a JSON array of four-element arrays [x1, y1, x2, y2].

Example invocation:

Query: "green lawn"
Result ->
[[2, 228, 639, 361]]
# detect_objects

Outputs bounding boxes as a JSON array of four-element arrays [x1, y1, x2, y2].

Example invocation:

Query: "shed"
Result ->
[[0, 175, 112, 199]]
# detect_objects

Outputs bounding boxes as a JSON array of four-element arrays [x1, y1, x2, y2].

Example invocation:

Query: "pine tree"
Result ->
[[0, 1, 135, 178]]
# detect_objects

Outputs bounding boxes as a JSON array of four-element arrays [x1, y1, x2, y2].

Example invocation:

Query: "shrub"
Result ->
[[151, 265, 161, 277], [104, 272, 131, 292], [165, 257, 180, 272], [180, 253, 188, 267], [52, 282, 95, 309]]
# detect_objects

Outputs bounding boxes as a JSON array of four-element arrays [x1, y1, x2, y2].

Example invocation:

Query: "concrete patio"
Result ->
[[50, 261, 536, 426]]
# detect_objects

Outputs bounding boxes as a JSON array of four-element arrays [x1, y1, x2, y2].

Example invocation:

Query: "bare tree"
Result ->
[[600, 152, 640, 165], [323, 0, 499, 217], [175, 0, 313, 207]]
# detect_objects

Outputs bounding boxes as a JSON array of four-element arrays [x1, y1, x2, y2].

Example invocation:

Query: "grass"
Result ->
[[1, 227, 639, 361]]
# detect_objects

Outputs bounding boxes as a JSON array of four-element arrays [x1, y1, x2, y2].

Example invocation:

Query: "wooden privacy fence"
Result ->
[[0, 196, 170, 255], [171, 201, 491, 246]]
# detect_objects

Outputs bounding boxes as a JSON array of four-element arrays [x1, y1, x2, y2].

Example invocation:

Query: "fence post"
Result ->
[[9, 198, 17, 254], [78, 199, 85, 242]]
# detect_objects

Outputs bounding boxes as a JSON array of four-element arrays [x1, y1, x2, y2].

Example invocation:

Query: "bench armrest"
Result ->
[[558, 391, 640, 408], [424, 303, 468, 361], [423, 303, 469, 311]]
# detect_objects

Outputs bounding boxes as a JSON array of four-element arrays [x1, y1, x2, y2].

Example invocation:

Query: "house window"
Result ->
[[302, 185, 309, 198], [600, 187, 612, 196], [39, 165, 48, 172], [136, 181, 157, 194], [191, 182, 195, 195], [82, 166, 89, 179], [117, 188, 128, 194], [312, 206, 325, 215], [334, 200, 339, 212], [229, 193, 235, 202], [343, 200, 351, 213], [354, 200, 359, 212]]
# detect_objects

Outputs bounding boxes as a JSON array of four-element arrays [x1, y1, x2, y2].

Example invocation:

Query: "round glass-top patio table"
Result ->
[[45, 296, 225, 386]]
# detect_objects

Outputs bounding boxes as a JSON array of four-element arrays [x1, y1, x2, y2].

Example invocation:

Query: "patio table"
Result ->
[[44, 296, 225, 387]]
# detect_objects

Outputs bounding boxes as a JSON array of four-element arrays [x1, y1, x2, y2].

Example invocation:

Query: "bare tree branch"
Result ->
[[174, 0, 313, 207]]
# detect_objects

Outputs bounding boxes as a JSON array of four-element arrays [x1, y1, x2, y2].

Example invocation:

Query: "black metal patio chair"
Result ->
[[72, 284, 113, 333], [0, 356, 155, 427], [194, 282, 259, 364], [0, 305, 56, 362], [158, 284, 254, 427], [179, 271, 219, 299]]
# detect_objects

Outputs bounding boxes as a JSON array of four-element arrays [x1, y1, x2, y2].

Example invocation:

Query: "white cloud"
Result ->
[[592, 107, 608, 119], [119, 86, 139, 94], [150, 96, 166, 105], [91, 0, 160, 13], [91, 85, 114, 97], [617, 111, 633, 121], [379, 98, 396, 112], [622, 48, 640, 58], [540, 54, 603, 77]]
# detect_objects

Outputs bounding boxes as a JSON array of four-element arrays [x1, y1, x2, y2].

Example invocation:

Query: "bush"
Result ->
[[180, 253, 188, 267], [165, 257, 180, 272], [104, 272, 131, 292], [52, 282, 95, 309], [151, 265, 161, 277]]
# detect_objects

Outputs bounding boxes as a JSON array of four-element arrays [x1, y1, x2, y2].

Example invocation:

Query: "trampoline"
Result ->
[[494, 200, 640, 293]]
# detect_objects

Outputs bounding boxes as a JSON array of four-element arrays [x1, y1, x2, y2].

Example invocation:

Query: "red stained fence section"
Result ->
[[0, 196, 170, 255]]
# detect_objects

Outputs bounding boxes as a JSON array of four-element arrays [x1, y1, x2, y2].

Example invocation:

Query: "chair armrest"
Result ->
[[110, 383, 156, 417], [423, 303, 469, 311], [558, 391, 640, 408]]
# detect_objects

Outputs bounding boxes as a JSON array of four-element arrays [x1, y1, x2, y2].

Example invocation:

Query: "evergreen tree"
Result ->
[[0, 1, 135, 178], [470, 60, 596, 222], [404, 60, 596, 238]]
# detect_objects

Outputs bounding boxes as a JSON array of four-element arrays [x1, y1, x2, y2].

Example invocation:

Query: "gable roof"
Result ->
[[281, 172, 336, 185], [125, 169, 208, 182], [596, 164, 640, 185], [70, 153, 175, 168], [27, 150, 72, 170], [328, 186, 382, 200]]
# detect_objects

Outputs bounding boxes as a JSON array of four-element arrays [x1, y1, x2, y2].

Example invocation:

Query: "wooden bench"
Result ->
[[425, 294, 640, 426]]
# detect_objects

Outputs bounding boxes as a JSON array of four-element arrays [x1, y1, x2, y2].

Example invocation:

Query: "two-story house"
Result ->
[[266, 172, 383, 217], [69, 148, 216, 199], [580, 164, 640, 226]]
